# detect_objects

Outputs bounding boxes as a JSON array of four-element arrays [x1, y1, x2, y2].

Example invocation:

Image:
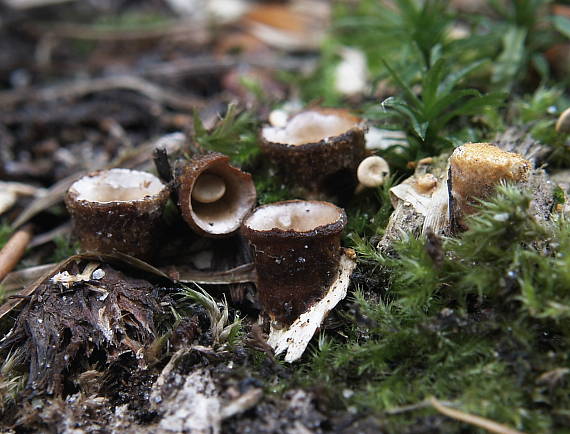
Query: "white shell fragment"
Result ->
[[262, 111, 357, 146], [378, 163, 450, 250], [92, 268, 106, 280], [165, 0, 250, 22], [157, 369, 221, 433], [334, 47, 368, 97], [191, 173, 227, 204], [70, 168, 165, 203], [50, 262, 101, 288], [365, 127, 407, 150], [267, 250, 357, 363], [357, 155, 390, 188]]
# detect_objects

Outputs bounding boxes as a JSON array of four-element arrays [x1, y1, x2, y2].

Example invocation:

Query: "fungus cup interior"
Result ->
[[190, 164, 255, 234], [70, 168, 165, 203], [244, 201, 343, 233], [262, 110, 359, 146]]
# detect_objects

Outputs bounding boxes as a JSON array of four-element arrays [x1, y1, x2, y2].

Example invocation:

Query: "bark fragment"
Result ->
[[0, 262, 163, 397]]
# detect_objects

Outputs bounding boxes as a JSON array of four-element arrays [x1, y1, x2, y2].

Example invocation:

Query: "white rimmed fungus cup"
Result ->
[[260, 108, 366, 200], [241, 200, 347, 325], [65, 168, 169, 259]]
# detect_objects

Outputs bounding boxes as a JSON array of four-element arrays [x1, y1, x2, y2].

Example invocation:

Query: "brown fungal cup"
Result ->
[[260, 108, 366, 199], [177, 153, 256, 237], [241, 200, 347, 326], [65, 168, 169, 259], [448, 142, 531, 230]]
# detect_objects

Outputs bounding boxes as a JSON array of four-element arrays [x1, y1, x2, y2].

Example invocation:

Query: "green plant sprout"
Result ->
[[192, 103, 260, 167], [377, 57, 506, 163], [179, 283, 241, 347]]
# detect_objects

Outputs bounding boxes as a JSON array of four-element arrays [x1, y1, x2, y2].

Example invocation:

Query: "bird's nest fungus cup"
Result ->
[[65, 168, 169, 260], [241, 200, 347, 326], [260, 108, 366, 200], [449, 142, 531, 230], [177, 153, 257, 237]]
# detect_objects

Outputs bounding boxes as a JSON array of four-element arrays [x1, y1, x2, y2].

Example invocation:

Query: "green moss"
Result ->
[[379, 57, 506, 161], [48, 236, 80, 263], [292, 184, 570, 432], [0, 224, 12, 250], [345, 176, 394, 243], [192, 103, 260, 167], [254, 173, 292, 206]]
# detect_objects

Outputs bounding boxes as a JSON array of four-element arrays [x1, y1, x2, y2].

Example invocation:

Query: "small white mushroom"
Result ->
[[556, 107, 570, 134], [356, 156, 390, 192], [191, 173, 227, 204]]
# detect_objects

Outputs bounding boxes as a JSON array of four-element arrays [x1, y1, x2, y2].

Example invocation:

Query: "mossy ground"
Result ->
[[1, 1, 570, 432], [206, 1, 570, 431]]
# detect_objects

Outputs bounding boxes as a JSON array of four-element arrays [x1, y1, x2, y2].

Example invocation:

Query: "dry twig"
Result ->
[[429, 397, 526, 434], [163, 263, 257, 284], [0, 75, 205, 110], [0, 224, 33, 282], [21, 20, 209, 42]]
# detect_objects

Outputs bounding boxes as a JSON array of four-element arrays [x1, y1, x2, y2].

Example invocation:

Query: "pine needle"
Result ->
[[429, 397, 526, 434]]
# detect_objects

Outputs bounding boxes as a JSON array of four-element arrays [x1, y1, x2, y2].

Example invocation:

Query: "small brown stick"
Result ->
[[161, 263, 257, 285], [141, 55, 316, 79], [153, 148, 174, 184], [429, 397, 526, 434], [22, 20, 209, 42], [0, 75, 206, 110], [0, 224, 33, 282]]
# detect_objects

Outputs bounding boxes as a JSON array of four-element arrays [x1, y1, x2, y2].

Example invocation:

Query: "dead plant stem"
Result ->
[[0, 224, 33, 282], [429, 397, 526, 434]]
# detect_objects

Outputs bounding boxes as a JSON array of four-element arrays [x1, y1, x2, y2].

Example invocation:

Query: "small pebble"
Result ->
[[92, 269, 105, 280]]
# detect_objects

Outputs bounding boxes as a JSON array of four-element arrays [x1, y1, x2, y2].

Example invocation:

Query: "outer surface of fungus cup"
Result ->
[[241, 200, 347, 326], [449, 143, 531, 228], [260, 108, 366, 199], [178, 153, 256, 237], [65, 168, 169, 259]]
